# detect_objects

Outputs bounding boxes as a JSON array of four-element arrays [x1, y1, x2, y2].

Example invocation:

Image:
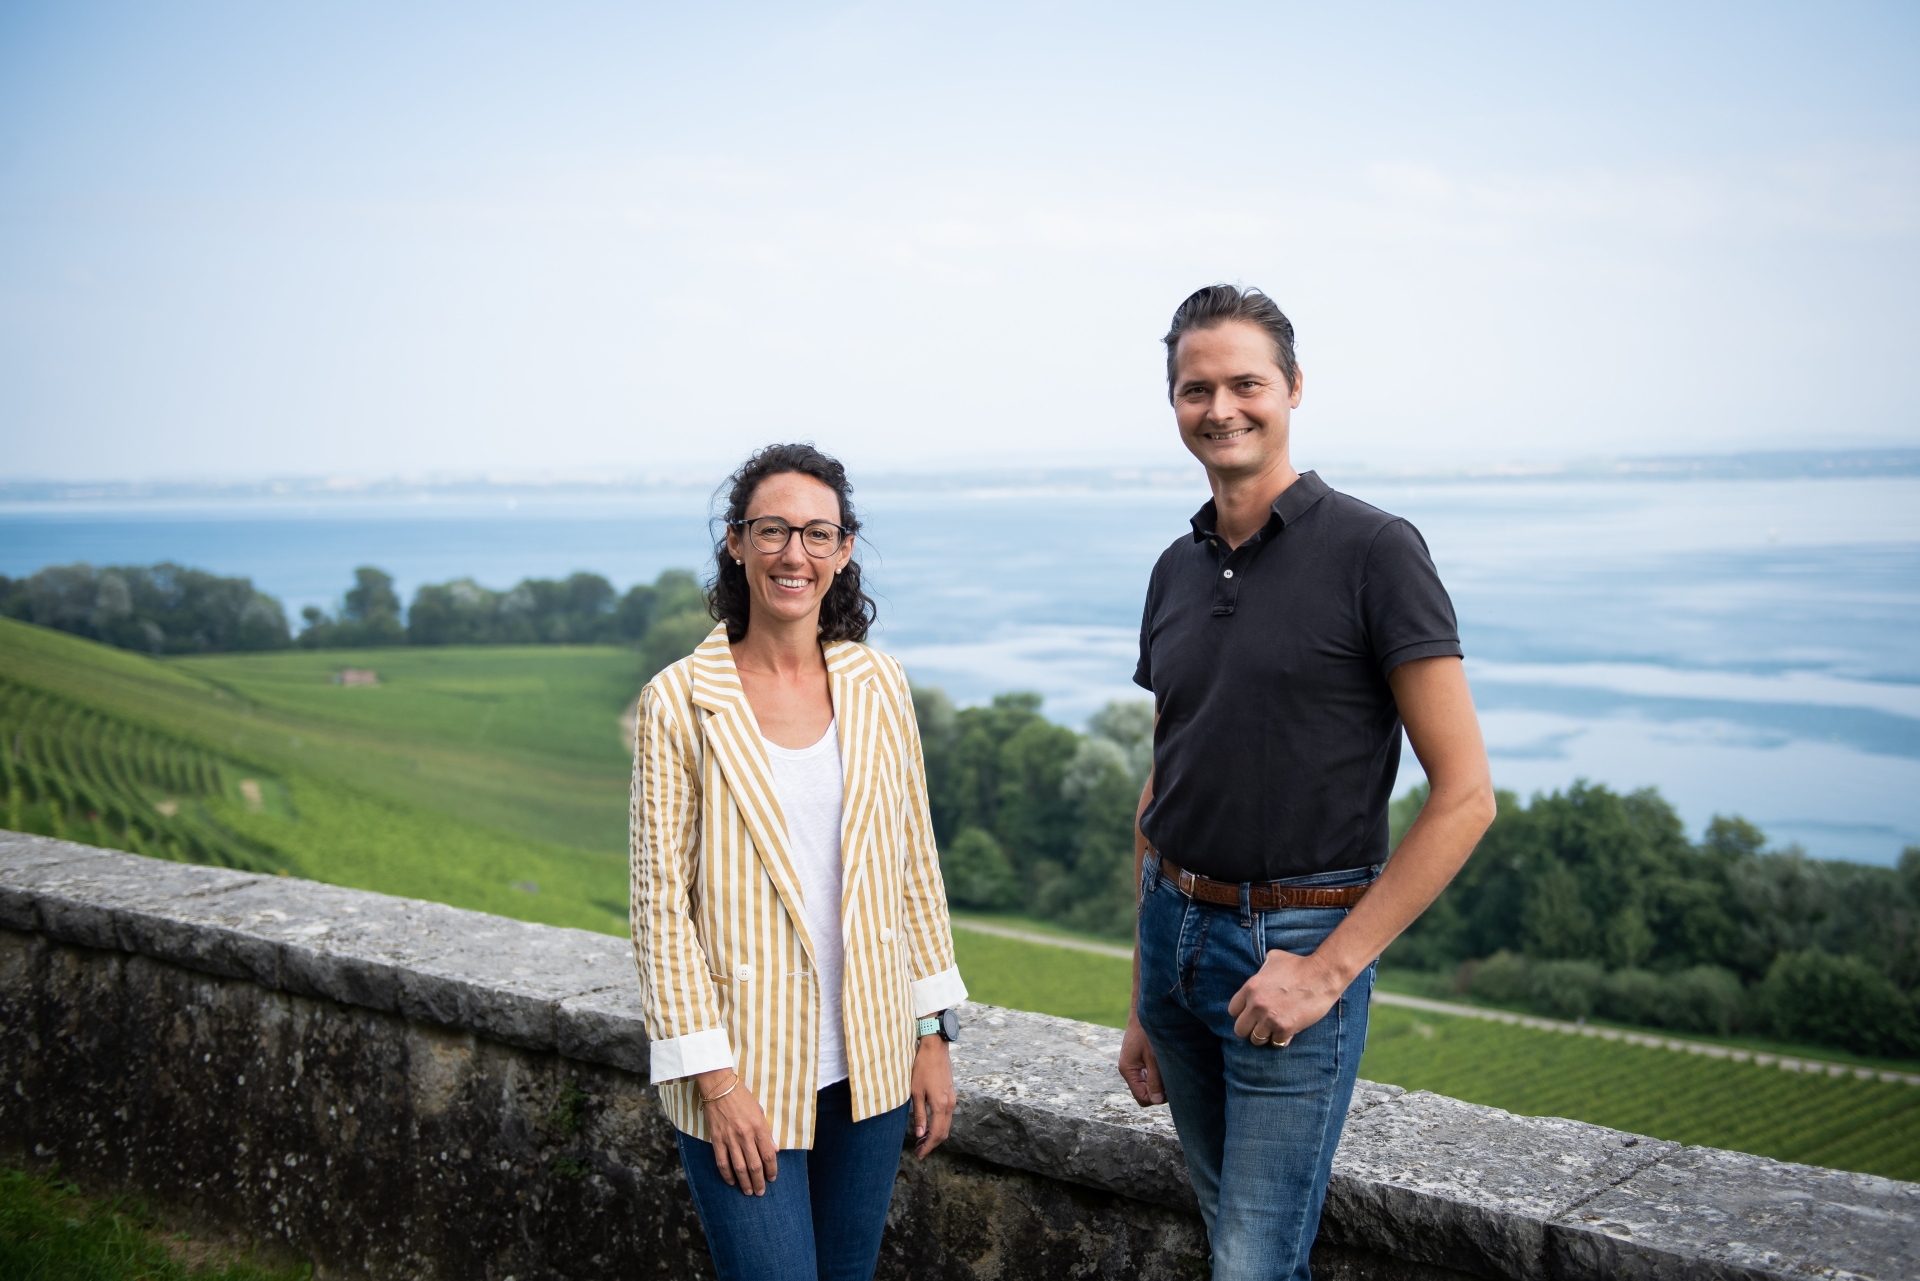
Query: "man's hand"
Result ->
[[696, 1068, 779, 1196], [1118, 1013, 1166, 1105], [910, 1035, 955, 1159], [1228, 948, 1346, 1047]]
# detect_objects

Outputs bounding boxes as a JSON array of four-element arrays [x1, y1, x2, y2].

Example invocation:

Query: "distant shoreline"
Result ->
[[2, 446, 1918, 506]]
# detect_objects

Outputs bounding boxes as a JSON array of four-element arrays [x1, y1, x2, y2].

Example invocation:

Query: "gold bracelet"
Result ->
[[699, 1073, 739, 1107]]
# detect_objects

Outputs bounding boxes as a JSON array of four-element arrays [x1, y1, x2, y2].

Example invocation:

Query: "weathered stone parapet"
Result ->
[[1, 831, 1914, 1280]]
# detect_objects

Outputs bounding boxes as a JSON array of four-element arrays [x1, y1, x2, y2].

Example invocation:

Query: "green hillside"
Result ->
[[0, 617, 635, 934]]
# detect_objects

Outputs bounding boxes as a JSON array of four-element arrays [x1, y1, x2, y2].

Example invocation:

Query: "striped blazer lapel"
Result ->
[[826, 641, 886, 904], [686, 624, 819, 967]]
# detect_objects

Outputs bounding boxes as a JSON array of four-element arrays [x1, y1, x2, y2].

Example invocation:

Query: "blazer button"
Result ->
[[879, 926, 894, 942], [735, 963, 752, 982]]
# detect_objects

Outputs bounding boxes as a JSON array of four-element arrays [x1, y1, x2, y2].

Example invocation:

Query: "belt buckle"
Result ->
[[1177, 869, 1196, 897]]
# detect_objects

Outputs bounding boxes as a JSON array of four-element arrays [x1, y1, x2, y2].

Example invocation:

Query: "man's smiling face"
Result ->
[[1171, 321, 1303, 482]]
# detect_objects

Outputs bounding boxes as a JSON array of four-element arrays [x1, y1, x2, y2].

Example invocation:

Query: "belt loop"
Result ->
[[1238, 880, 1252, 926], [1143, 849, 1160, 893]]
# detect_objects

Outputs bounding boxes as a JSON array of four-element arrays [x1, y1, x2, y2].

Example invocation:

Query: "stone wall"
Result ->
[[2, 832, 1914, 1280]]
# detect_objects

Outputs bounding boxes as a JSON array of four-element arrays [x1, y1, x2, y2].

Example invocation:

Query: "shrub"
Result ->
[[1529, 959, 1605, 1020], [940, 826, 1020, 910], [1760, 950, 1920, 1058], [1464, 950, 1532, 1005], [1597, 967, 1665, 1026], [1665, 965, 1744, 1036]]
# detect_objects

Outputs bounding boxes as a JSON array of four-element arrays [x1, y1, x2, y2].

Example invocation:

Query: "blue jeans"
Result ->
[[675, 1079, 909, 1281], [1136, 854, 1380, 1281]]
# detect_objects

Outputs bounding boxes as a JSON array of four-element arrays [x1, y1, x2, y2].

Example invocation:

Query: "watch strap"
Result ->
[[916, 1015, 941, 1038]]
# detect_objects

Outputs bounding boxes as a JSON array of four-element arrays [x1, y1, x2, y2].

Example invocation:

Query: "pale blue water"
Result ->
[[3, 475, 1917, 866]]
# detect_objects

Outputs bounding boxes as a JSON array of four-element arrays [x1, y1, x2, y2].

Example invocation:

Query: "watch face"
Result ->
[[939, 1008, 960, 1042]]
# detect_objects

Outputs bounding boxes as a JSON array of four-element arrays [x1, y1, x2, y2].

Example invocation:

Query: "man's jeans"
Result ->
[[1136, 853, 1380, 1281], [675, 1079, 909, 1281]]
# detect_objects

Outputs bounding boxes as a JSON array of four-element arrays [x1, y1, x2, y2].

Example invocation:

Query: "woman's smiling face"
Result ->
[[725, 471, 854, 634]]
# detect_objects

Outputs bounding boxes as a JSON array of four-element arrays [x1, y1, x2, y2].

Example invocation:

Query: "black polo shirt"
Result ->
[[1133, 471, 1462, 883]]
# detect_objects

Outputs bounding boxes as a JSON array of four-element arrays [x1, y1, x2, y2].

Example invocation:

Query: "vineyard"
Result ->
[[0, 617, 635, 933], [952, 923, 1920, 1182], [0, 675, 284, 873], [1363, 1002, 1920, 1181]]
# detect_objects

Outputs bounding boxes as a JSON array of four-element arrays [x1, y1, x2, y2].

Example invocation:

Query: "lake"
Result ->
[[4, 472, 1917, 865]]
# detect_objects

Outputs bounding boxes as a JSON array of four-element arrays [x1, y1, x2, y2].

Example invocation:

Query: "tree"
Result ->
[[406, 578, 498, 645], [635, 571, 712, 679], [0, 562, 290, 653], [301, 566, 404, 648], [911, 689, 1149, 939], [941, 827, 1019, 910], [1760, 950, 1920, 1058]]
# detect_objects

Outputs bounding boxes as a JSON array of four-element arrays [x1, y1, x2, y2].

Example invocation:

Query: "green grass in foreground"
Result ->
[[952, 926, 1920, 1181], [0, 1168, 307, 1281]]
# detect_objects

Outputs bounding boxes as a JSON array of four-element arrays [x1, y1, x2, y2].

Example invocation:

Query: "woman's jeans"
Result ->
[[675, 1079, 909, 1281], [1136, 853, 1380, 1281]]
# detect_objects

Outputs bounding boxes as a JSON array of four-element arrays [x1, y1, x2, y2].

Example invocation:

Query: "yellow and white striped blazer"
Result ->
[[629, 623, 967, 1149]]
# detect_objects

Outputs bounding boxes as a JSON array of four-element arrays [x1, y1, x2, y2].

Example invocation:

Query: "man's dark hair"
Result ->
[[709, 442, 876, 644], [1162, 284, 1299, 400]]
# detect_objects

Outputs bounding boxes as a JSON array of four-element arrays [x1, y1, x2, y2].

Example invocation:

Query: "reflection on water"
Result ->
[[3, 475, 1917, 863]]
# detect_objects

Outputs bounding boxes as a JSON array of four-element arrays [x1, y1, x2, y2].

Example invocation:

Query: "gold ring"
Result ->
[[1250, 1032, 1269, 1046]]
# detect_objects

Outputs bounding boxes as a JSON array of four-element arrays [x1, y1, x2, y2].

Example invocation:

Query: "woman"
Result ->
[[630, 443, 967, 1281]]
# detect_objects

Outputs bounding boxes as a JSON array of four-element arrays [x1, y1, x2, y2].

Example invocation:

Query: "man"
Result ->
[[1117, 285, 1496, 1281]]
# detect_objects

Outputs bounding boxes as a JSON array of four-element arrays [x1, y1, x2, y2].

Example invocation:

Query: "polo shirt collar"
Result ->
[[1188, 470, 1332, 543]]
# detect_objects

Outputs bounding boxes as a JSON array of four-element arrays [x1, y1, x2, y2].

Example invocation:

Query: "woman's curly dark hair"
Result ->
[[709, 443, 876, 644]]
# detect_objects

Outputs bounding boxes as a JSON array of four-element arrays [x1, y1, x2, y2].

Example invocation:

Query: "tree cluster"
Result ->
[[293, 566, 711, 676], [913, 688, 1152, 939], [0, 563, 290, 654], [1391, 781, 1920, 1058], [4, 560, 717, 680]]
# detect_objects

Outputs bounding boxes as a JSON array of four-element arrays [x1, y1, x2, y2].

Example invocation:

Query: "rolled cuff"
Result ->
[[648, 1026, 734, 1084], [1380, 638, 1464, 679], [911, 965, 969, 1018]]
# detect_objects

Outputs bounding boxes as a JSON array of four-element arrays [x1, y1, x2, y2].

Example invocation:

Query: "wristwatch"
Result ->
[[916, 1009, 960, 1042]]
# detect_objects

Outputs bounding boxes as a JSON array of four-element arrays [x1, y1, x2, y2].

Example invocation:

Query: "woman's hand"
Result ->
[[909, 1035, 955, 1159], [696, 1068, 779, 1195]]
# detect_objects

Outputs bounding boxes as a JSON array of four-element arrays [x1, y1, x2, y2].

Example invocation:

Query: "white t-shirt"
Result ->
[[762, 719, 848, 1087]]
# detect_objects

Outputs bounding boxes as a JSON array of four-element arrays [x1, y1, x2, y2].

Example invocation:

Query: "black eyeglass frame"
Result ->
[[727, 516, 855, 559]]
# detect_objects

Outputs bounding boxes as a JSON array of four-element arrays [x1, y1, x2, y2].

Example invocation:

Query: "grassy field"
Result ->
[[952, 923, 1920, 1181], [953, 928, 1134, 1027], [0, 1167, 307, 1280], [0, 619, 634, 933]]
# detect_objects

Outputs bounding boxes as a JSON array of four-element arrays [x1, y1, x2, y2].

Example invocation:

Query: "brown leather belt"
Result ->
[[1157, 855, 1371, 911]]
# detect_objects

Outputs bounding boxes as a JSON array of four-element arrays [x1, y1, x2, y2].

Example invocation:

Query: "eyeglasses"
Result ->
[[730, 516, 851, 559]]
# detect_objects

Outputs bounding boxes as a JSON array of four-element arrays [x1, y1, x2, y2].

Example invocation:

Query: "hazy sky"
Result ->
[[2, 2, 1915, 481]]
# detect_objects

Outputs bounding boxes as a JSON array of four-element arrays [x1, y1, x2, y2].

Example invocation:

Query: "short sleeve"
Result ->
[[1133, 565, 1158, 692], [1361, 519, 1463, 679]]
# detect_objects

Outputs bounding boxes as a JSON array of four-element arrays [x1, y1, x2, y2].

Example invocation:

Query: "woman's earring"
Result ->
[[734, 558, 743, 565]]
